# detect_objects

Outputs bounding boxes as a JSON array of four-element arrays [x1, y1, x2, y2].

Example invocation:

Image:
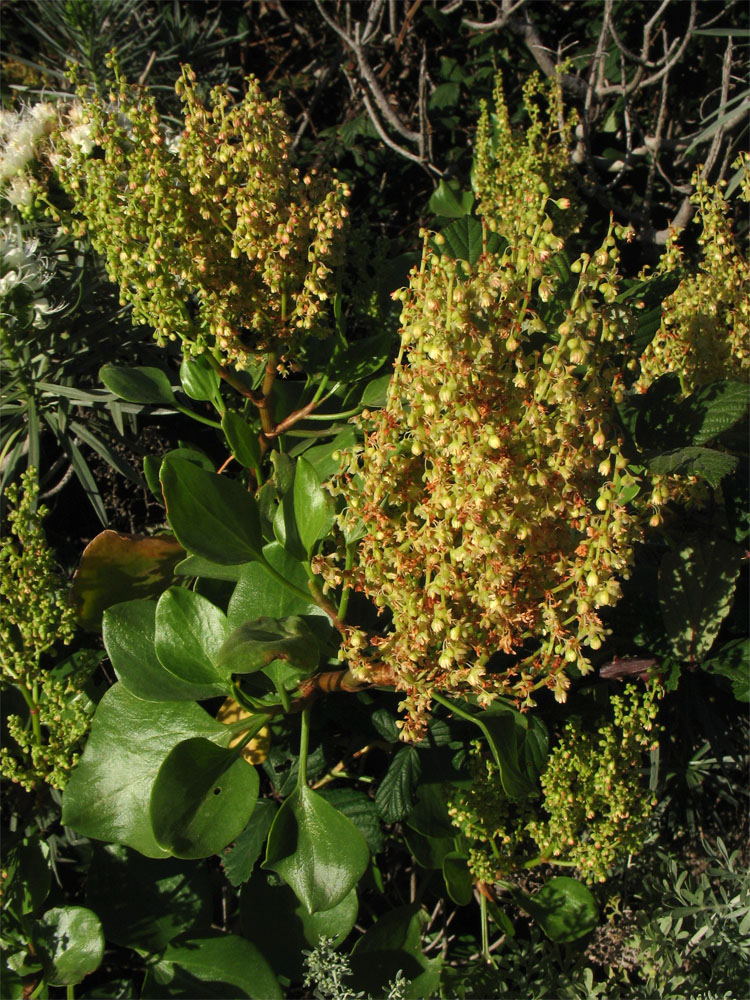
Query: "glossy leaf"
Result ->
[[71, 531, 184, 631], [515, 877, 598, 943], [32, 906, 104, 986], [215, 616, 320, 677], [143, 935, 281, 999], [62, 684, 229, 858], [154, 587, 231, 688], [150, 738, 259, 859], [180, 355, 221, 402], [404, 828, 454, 870], [104, 599, 222, 702], [222, 410, 262, 476], [144, 446, 214, 498], [318, 787, 384, 855], [161, 457, 263, 564], [175, 554, 250, 582], [302, 427, 357, 481], [100, 364, 176, 405], [228, 542, 325, 628], [429, 179, 473, 218], [293, 456, 335, 557], [263, 783, 369, 913]]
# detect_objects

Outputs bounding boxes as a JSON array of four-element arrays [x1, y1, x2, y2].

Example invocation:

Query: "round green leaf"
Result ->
[[104, 599, 219, 702], [228, 542, 328, 629], [155, 587, 231, 688], [143, 935, 281, 999], [161, 457, 263, 565], [518, 876, 599, 943], [100, 364, 176, 405], [150, 738, 259, 859], [32, 906, 104, 986], [180, 355, 221, 402], [263, 783, 369, 913], [215, 616, 319, 677], [62, 684, 229, 858]]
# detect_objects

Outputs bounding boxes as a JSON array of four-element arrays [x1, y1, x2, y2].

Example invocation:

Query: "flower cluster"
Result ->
[[320, 205, 655, 737], [0, 103, 57, 217], [472, 71, 582, 243], [55, 59, 350, 369], [637, 157, 750, 395], [449, 683, 661, 884], [0, 470, 95, 789]]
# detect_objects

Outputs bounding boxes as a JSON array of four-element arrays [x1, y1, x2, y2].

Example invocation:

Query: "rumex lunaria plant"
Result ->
[[318, 78, 669, 741], [55, 57, 350, 371]]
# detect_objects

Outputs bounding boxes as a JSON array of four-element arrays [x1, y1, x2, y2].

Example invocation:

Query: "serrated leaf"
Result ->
[[222, 800, 278, 887], [647, 446, 738, 487], [375, 746, 421, 822], [659, 538, 743, 664], [318, 787, 384, 854]]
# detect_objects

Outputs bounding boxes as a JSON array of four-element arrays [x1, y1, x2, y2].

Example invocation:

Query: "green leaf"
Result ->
[[480, 705, 537, 799], [685, 381, 749, 446], [31, 906, 104, 986], [143, 935, 281, 1000], [429, 81, 461, 111], [429, 179, 472, 218], [86, 845, 213, 952], [100, 364, 176, 406], [659, 538, 743, 664], [222, 800, 278, 887], [360, 373, 392, 408], [150, 738, 259, 859], [704, 638, 750, 701], [375, 746, 421, 822], [103, 599, 222, 702], [222, 410, 262, 477], [180, 355, 221, 402], [161, 457, 263, 564], [350, 904, 442, 999], [71, 530, 184, 631], [293, 457, 335, 557], [240, 872, 358, 980], [404, 828, 454, 870], [2, 835, 51, 916], [440, 216, 484, 265], [62, 684, 229, 858], [302, 427, 357, 481], [647, 446, 737, 488], [154, 587, 231, 688], [144, 447, 214, 498], [442, 852, 473, 906], [174, 555, 250, 581], [263, 783, 369, 913], [215, 616, 320, 677], [228, 543, 324, 626], [324, 330, 393, 383], [318, 787, 385, 855], [515, 877, 598, 943], [273, 488, 306, 560]]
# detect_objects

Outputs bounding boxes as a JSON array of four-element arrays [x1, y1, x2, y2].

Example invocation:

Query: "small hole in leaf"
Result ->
[[213, 787, 221, 795]]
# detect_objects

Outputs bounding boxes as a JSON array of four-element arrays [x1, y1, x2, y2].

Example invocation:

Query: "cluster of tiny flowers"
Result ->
[[471, 71, 582, 244], [0, 103, 57, 217], [448, 684, 661, 884], [637, 156, 750, 395], [54, 58, 349, 369], [320, 209, 652, 738], [0, 470, 95, 789]]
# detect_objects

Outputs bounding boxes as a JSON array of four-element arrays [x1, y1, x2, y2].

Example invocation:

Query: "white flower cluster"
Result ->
[[0, 227, 61, 332], [0, 103, 57, 191]]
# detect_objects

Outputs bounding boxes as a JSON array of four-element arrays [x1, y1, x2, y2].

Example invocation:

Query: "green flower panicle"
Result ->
[[637, 155, 750, 395], [55, 58, 350, 370], [449, 683, 661, 884], [0, 470, 96, 790]]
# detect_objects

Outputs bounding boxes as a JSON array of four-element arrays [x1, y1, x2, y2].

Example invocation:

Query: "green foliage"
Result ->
[[0, 469, 97, 789]]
